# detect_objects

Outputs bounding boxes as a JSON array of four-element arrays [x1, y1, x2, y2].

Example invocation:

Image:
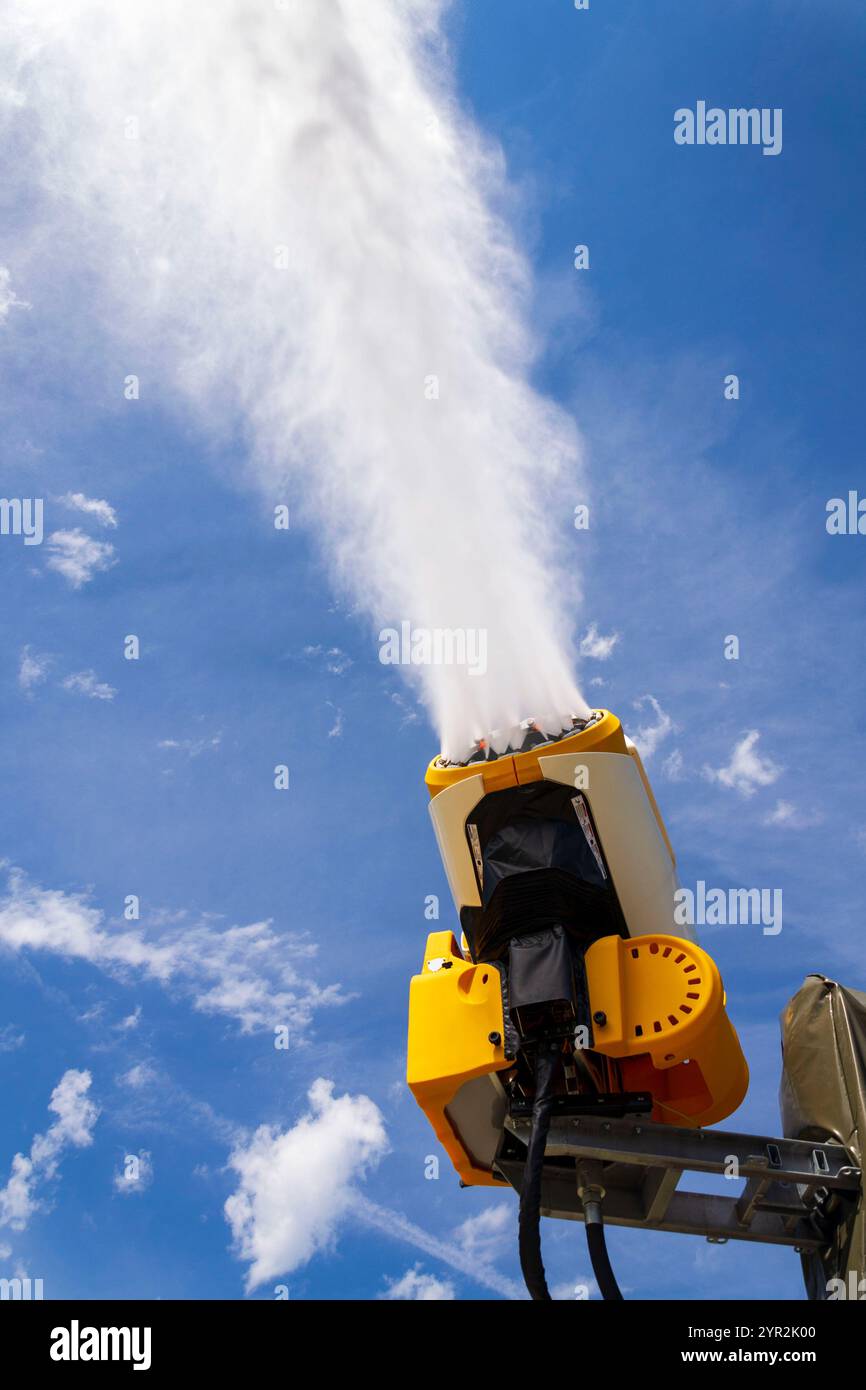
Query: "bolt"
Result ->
[[593, 1011, 607, 1027], [488, 1031, 501, 1046]]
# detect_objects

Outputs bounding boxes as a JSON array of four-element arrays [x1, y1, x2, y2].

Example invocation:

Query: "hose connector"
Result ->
[[576, 1158, 606, 1223]]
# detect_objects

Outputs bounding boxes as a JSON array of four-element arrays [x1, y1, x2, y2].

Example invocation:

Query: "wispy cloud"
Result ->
[[453, 1202, 512, 1265], [0, 1024, 24, 1053], [0, 868, 348, 1036], [56, 493, 117, 528], [0, 1069, 98, 1231], [380, 1266, 455, 1300], [62, 670, 117, 701], [117, 1063, 156, 1091], [354, 1198, 523, 1300], [390, 690, 420, 728], [303, 645, 353, 677], [661, 748, 684, 781], [763, 799, 823, 830], [579, 623, 620, 661], [111, 1059, 237, 1147], [113, 1150, 153, 1197], [17, 646, 51, 694], [550, 1275, 599, 1301], [0, 265, 28, 321], [115, 1008, 142, 1032], [631, 694, 675, 761], [158, 734, 222, 758], [45, 529, 116, 588], [703, 731, 782, 798]]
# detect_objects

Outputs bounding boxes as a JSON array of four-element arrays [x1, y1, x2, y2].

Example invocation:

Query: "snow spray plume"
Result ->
[[1, 0, 590, 759]]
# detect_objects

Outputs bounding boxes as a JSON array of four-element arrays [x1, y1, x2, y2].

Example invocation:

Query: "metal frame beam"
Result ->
[[494, 1114, 860, 1250]]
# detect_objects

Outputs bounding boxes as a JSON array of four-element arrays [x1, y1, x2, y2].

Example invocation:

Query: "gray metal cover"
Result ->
[[779, 974, 866, 1299]]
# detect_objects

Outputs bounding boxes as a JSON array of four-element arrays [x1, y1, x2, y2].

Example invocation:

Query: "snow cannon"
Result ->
[[407, 709, 748, 1299]]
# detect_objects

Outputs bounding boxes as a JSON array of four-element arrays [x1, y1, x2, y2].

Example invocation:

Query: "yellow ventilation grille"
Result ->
[[626, 940, 707, 1045]]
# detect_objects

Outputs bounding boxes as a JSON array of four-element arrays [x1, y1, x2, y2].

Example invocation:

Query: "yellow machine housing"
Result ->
[[408, 927, 748, 1183], [408, 710, 749, 1185]]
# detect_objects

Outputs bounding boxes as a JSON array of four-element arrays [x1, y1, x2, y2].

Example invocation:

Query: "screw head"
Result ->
[[488, 1031, 502, 1046], [593, 1010, 607, 1027]]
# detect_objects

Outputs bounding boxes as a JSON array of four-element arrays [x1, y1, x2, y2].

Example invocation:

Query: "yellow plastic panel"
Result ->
[[585, 933, 749, 1127], [407, 930, 509, 1185]]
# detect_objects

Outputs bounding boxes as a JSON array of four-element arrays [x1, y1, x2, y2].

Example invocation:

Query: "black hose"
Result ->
[[518, 1044, 558, 1300], [584, 1211, 624, 1300]]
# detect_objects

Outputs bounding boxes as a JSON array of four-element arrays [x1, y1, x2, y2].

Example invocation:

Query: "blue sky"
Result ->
[[1, 0, 864, 1300]]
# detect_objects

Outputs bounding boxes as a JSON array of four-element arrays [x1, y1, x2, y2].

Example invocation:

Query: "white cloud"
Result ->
[[45, 529, 116, 588], [118, 1062, 155, 1090], [77, 1004, 104, 1025], [631, 694, 675, 761], [354, 1198, 522, 1300], [550, 1277, 598, 1301], [158, 734, 222, 757], [114, 1011, 141, 1034], [763, 799, 823, 830], [0, 1069, 98, 1231], [113, 1150, 153, 1196], [381, 1266, 455, 1300], [62, 670, 117, 701], [390, 690, 420, 727], [326, 704, 344, 739], [303, 645, 353, 676], [0, 266, 28, 321], [0, 1024, 24, 1052], [579, 623, 620, 661], [661, 748, 684, 781], [17, 647, 51, 694], [453, 1203, 511, 1265], [703, 730, 782, 798], [224, 1079, 389, 1291], [56, 493, 117, 528], [0, 867, 348, 1036], [116, 1008, 142, 1032]]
